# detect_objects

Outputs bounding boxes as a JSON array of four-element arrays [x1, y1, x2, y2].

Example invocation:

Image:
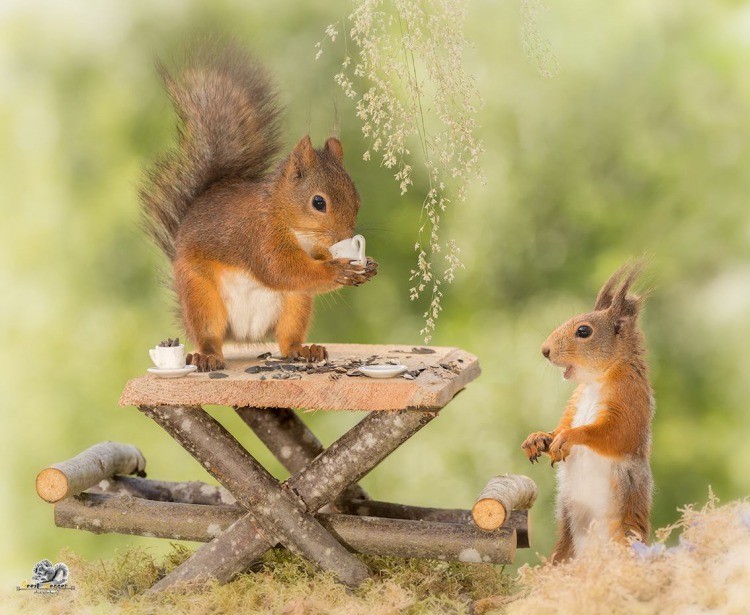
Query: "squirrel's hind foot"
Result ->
[[284, 343, 328, 363], [187, 352, 226, 372]]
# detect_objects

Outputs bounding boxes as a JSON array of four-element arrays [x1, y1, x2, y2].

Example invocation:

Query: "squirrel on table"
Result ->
[[522, 262, 654, 561], [140, 43, 377, 371]]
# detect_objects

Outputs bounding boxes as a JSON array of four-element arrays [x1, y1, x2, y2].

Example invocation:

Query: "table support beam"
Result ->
[[234, 406, 368, 506], [149, 408, 436, 591], [140, 405, 370, 589]]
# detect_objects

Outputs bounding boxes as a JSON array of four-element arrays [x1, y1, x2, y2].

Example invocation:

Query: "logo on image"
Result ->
[[16, 559, 75, 595]]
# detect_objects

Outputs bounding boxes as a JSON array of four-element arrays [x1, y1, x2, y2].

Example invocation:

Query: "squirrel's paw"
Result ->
[[328, 257, 378, 287], [284, 343, 328, 363], [522, 431, 553, 464], [548, 430, 573, 465], [186, 352, 226, 372]]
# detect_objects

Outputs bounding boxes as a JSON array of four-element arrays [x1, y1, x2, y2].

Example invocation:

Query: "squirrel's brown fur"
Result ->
[[140, 43, 377, 370], [522, 262, 654, 561]]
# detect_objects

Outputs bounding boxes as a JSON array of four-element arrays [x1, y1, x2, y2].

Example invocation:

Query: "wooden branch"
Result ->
[[148, 408, 436, 590], [346, 498, 530, 549], [140, 405, 370, 588], [90, 475, 237, 507], [55, 493, 516, 564], [234, 406, 369, 507], [289, 409, 437, 513], [36, 442, 146, 503], [471, 475, 537, 531], [56, 492, 240, 542], [319, 514, 515, 564]]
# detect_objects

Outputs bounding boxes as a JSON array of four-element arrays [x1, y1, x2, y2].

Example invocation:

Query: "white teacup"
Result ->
[[330, 234, 366, 267], [149, 344, 186, 370]]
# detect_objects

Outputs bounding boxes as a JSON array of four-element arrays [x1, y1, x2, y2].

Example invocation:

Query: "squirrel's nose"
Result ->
[[542, 345, 551, 359]]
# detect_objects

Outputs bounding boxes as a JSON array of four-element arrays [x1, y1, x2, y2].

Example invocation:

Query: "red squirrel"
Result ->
[[140, 43, 377, 371], [522, 263, 653, 561]]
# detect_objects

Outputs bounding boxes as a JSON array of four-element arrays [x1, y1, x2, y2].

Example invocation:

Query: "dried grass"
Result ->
[[494, 493, 750, 615]]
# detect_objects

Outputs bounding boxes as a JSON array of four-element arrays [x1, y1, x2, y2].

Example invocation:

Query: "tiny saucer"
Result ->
[[147, 365, 198, 378], [358, 364, 408, 379]]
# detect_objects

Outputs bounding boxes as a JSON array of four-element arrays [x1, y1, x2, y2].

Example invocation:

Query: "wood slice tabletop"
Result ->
[[119, 343, 480, 412]]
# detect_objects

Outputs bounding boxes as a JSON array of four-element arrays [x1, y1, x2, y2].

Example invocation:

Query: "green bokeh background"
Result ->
[[3, 0, 749, 586]]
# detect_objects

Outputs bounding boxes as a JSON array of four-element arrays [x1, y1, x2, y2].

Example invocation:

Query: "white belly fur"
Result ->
[[219, 270, 284, 341], [557, 383, 614, 553]]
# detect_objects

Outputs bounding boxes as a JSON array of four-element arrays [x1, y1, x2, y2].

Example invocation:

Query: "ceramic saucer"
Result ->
[[147, 365, 198, 378], [358, 364, 408, 379]]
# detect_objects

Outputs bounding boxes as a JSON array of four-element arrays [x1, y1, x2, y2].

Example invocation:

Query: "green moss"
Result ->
[[12, 547, 514, 615]]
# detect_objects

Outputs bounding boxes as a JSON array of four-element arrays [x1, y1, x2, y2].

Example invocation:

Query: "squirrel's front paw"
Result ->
[[284, 343, 328, 362], [328, 257, 378, 287], [522, 431, 553, 464], [548, 430, 573, 465], [186, 352, 226, 372]]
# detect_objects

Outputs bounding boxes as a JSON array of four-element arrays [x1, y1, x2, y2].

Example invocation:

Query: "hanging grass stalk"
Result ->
[[317, 0, 485, 342]]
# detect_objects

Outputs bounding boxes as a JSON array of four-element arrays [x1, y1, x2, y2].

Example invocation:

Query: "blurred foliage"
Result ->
[[2, 0, 750, 586]]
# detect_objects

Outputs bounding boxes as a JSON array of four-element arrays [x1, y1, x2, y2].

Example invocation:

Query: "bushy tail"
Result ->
[[140, 42, 282, 260]]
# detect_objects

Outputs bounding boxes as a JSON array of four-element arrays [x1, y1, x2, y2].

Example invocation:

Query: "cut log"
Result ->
[[36, 442, 146, 503], [346, 498, 530, 549], [471, 475, 537, 531], [55, 493, 516, 564], [319, 514, 515, 564]]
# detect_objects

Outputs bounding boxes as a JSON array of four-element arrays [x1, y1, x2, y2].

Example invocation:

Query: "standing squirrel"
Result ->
[[140, 44, 377, 371], [521, 262, 654, 561]]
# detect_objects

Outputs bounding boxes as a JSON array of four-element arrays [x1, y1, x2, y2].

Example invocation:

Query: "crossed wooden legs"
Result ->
[[140, 405, 437, 590]]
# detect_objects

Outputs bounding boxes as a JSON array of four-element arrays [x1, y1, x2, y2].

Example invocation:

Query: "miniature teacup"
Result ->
[[149, 344, 186, 369], [330, 234, 366, 267]]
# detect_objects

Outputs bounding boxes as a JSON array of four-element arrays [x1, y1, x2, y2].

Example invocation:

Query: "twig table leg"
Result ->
[[140, 405, 370, 588], [234, 407, 368, 505], [150, 407, 436, 591]]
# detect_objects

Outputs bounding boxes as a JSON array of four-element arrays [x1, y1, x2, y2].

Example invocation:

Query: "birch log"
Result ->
[[36, 442, 146, 503], [471, 475, 537, 531], [55, 493, 516, 564]]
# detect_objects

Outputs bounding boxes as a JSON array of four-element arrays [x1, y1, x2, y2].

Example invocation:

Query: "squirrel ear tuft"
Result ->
[[324, 137, 344, 162], [287, 135, 316, 179], [595, 265, 627, 310]]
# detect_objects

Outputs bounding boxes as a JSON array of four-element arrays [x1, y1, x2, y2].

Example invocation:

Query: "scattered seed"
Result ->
[[260, 375, 267, 381], [256, 352, 272, 360], [402, 373, 415, 380], [208, 372, 228, 379], [245, 366, 261, 374], [412, 347, 435, 354]]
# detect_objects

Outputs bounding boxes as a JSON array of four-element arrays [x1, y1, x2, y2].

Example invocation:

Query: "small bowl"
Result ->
[[358, 364, 408, 379]]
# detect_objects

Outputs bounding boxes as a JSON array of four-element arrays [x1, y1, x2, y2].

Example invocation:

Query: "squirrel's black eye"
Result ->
[[575, 325, 593, 339], [312, 195, 327, 212]]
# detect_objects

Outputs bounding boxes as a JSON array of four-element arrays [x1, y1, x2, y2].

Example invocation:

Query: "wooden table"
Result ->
[[48, 343, 528, 591]]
